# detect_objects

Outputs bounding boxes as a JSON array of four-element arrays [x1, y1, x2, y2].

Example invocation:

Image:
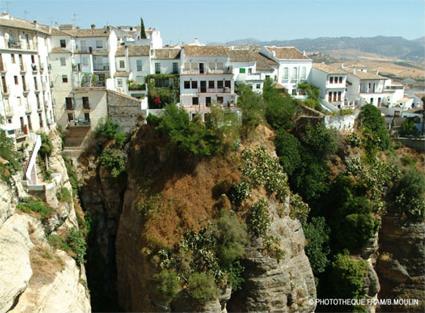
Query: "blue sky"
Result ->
[[5, 0, 425, 44]]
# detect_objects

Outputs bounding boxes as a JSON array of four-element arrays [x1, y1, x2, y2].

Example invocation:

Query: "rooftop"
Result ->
[[265, 46, 308, 60], [0, 14, 50, 35], [153, 48, 181, 59], [351, 70, 384, 80], [50, 47, 72, 54], [183, 45, 228, 57], [59, 27, 110, 38], [116, 45, 150, 57], [313, 63, 347, 74]]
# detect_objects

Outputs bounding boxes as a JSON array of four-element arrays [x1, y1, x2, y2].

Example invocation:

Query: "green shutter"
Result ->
[[239, 68, 246, 74]]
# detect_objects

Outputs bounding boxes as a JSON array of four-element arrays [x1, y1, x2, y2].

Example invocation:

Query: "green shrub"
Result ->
[[95, 118, 126, 145], [289, 193, 310, 224], [17, 198, 52, 220], [228, 181, 251, 206], [303, 217, 330, 275], [247, 199, 271, 238], [99, 148, 127, 177], [152, 269, 181, 305], [236, 84, 265, 135], [57, 186, 72, 203], [187, 272, 218, 303], [399, 118, 419, 137], [67, 228, 87, 265], [330, 254, 368, 299], [225, 261, 245, 291], [63, 156, 79, 193], [275, 130, 302, 176], [298, 82, 321, 111], [0, 130, 21, 183], [213, 209, 248, 267], [300, 122, 338, 159], [38, 132, 53, 158], [265, 94, 297, 131], [390, 169, 425, 222], [146, 114, 161, 127]]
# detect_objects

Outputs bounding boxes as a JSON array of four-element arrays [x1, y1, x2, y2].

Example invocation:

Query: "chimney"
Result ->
[[91, 24, 96, 29]]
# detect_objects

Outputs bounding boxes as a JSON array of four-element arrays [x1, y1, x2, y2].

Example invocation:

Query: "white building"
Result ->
[[0, 14, 55, 143], [309, 63, 348, 108], [115, 26, 163, 49], [261, 46, 312, 96], [180, 45, 236, 119], [228, 47, 278, 93]]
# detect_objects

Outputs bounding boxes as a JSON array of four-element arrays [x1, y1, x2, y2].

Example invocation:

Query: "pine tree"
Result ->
[[140, 17, 147, 39]]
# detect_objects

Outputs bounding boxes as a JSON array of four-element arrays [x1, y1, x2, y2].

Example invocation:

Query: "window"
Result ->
[[155, 62, 160, 74], [248, 68, 252, 74], [117, 79, 123, 87], [11, 54, 15, 63], [184, 81, 190, 89], [67, 113, 74, 122], [65, 97, 73, 110], [239, 68, 246, 74], [39, 112, 43, 128], [225, 80, 231, 88], [21, 75, 26, 91], [34, 77, 38, 89], [82, 96, 90, 109], [338, 91, 342, 101], [191, 81, 198, 89], [339, 76, 343, 84], [14, 76, 18, 85], [136, 59, 143, 71], [27, 115, 32, 130], [119, 60, 125, 69], [217, 80, 223, 89], [328, 92, 332, 102], [95, 40, 103, 49], [206, 97, 211, 107], [60, 39, 66, 48], [208, 80, 214, 89], [192, 97, 199, 105], [31, 55, 35, 64], [291, 67, 298, 81], [84, 112, 90, 122], [330, 76, 334, 84], [256, 83, 261, 89], [217, 96, 223, 104], [62, 75, 68, 83], [172, 62, 178, 74], [2, 75, 7, 93], [60, 57, 66, 66]]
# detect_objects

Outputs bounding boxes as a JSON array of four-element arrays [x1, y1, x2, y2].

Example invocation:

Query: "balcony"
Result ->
[[31, 64, 38, 73], [4, 104, 13, 117], [93, 64, 110, 72], [65, 102, 75, 110], [181, 66, 233, 75], [199, 87, 231, 94], [8, 40, 21, 49]]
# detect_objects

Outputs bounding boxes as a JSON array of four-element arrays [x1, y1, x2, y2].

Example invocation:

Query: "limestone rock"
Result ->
[[0, 180, 14, 226], [0, 214, 33, 313]]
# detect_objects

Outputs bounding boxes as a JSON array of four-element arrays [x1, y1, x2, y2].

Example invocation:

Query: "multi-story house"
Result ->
[[309, 63, 348, 108], [0, 13, 55, 143], [228, 47, 278, 93], [115, 26, 163, 49], [261, 46, 312, 97], [151, 47, 181, 75], [180, 45, 236, 119], [346, 68, 389, 107]]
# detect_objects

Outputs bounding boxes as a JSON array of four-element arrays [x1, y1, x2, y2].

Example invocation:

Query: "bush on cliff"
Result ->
[[187, 272, 218, 303], [99, 148, 127, 177], [304, 216, 330, 275]]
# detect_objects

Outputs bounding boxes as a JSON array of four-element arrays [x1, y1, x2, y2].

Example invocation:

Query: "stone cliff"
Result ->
[[0, 130, 91, 313]]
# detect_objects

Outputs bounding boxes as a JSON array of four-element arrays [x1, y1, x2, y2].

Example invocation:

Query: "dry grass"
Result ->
[[29, 244, 64, 287]]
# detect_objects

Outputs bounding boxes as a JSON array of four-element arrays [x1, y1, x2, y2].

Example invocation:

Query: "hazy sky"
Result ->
[[5, 0, 425, 44]]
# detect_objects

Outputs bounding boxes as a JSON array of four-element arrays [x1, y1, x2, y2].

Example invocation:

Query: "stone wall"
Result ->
[[107, 90, 144, 132]]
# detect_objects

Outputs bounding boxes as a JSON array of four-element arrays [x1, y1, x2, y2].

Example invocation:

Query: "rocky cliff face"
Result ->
[[0, 131, 91, 313], [376, 213, 425, 312], [111, 125, 317, 312]]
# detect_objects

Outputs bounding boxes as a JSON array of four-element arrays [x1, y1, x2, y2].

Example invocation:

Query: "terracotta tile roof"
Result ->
[[115, 71, 129, 77], [153, 48, 181, 59], [51, 28, 71, 36], [351, 70, 384, 80], [62, 28, 110, 38], [183, 45, 228, 57], [255, 53, 278, 71], [313, 63, 347, 74], [265, 46, 308, 60], [228, 49, 256, 62], [92, 49, 109, 56], [0, 16, 50, 34], [51, 47, 72, 54], [116, 45, 150, 57]]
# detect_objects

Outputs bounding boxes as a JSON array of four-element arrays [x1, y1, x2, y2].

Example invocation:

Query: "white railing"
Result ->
[[25, 134, 41, 185]]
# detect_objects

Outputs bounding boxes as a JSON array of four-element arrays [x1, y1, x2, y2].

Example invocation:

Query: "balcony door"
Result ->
[[199, 63, 205, 74], [200, 81, 206, 93]]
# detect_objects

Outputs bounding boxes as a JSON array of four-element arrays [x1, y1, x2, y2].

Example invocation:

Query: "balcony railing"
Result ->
[[181, 67, 233, 75], [93, 64, 110, 71], [8, 40, 21, 49]]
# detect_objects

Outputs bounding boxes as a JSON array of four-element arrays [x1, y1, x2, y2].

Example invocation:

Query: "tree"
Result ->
[[152, 270, 181, 305], [389, 169, 425, 222], [236, 84, 265, 135], [299, 122, 338, 159], [298, 82, 321, 111], [303, 216, 330, 275], [265, 94, 297, 131], [275, 130, 302, 176], [358, 104, 390, 152], [187, 272, 218, 303], [140, 17, 147, 39]]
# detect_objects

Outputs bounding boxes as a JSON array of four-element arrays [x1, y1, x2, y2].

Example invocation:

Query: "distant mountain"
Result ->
[[225, 36, 425, 61]]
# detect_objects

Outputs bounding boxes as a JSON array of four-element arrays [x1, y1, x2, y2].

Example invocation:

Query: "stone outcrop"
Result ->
[[376, 214, 425, 312], [0, 130, 91, 313]]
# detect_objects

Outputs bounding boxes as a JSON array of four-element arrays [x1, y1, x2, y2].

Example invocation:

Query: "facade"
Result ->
[[346, 69, 389, 107], [261, 46, 312, 97], [0, 14, 55, 143], [180, 45, 236, 119], [309, 63, 348, 108]]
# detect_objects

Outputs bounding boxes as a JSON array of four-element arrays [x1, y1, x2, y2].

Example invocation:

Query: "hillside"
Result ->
[[225, 36, 425, 62]]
